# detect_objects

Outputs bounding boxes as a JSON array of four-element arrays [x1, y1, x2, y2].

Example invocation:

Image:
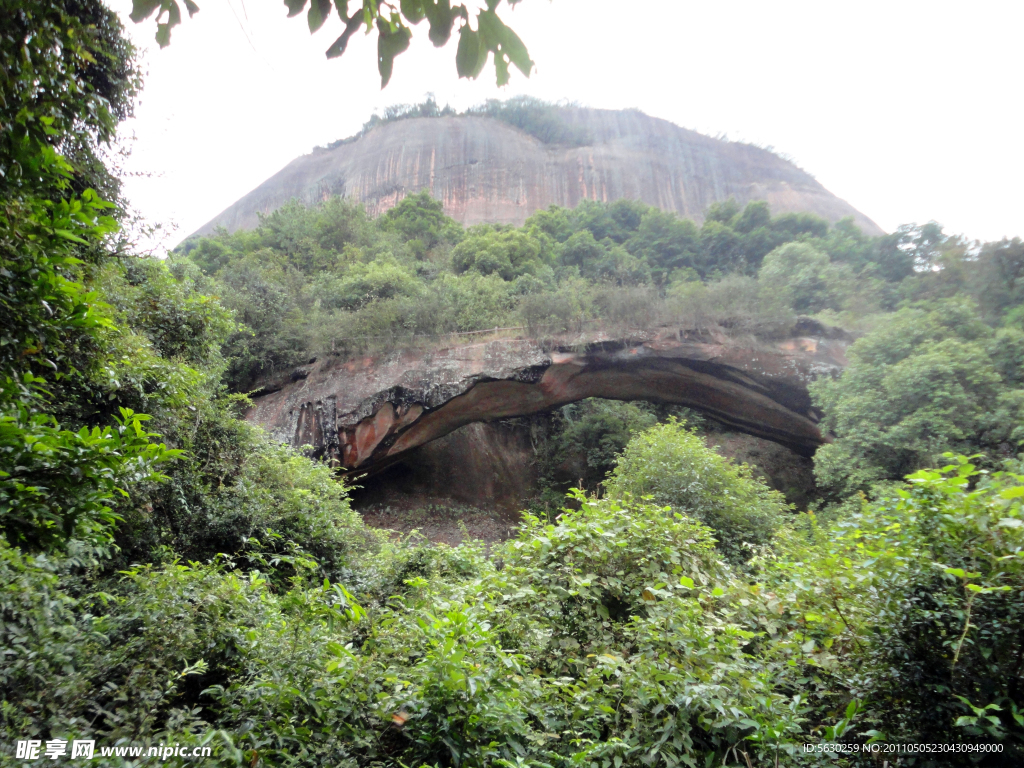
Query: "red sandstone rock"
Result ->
[[190, 108, 882, 239], [245, 323, 849, 478]]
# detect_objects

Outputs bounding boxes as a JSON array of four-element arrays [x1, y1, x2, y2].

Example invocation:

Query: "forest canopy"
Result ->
[[321, 95, 594, 150]]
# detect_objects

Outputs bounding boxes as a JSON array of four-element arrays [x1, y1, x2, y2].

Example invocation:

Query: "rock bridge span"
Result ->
[[245, 323, 849, 479]]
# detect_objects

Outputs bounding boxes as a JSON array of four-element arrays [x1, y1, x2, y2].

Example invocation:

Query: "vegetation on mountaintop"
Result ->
[[321, 95, 593, 150], [3, 2, 1024, 765], [176, 191, 884, 392]]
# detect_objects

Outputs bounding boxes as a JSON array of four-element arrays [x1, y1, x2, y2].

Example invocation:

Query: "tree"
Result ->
[[698, 219, 742, 275], [129, 0, 533, 88], [989, 237, 1024, 294], [703, 198, 740, 226], [811, 299, 1024, 495], [451, 225, 549, 280], [732, 200, 771, 234], [625, 208, 699, 283], [559, 229, 604, 270], [770, 211, 828, 240], [2, 0, 140, 203], [758, 242, 850, 314], [572, 198, 649, 243], [379, 189, 464, 254], [0, 0, 179, 551]]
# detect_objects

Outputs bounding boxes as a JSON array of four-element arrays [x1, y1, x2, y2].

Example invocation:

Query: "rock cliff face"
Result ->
[[245, 323, 850, 482], [191, 108, 882, 238], [353, 420, 540, 515]]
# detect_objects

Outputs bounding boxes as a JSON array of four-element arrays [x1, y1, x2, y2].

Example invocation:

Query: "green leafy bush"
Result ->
[[379, 189, 465, 252], [606, 419, 789, 563], [6, 460, 1024, 766], [535, 399, 659, 494], [761, 456, 1024, 760], [452, 225, 552, 281], [0, 402, 179, 551], [174, 188, 942, 388]]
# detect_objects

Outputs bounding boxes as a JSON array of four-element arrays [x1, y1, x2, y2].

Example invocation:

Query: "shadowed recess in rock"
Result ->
[[245, 322, 849, 480]]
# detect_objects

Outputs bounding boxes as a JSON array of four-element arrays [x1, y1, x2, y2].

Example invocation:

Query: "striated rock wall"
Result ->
[[704, 430, 817, 509], [190, 108, 882, 239], [351, 420, 539, 514], [245, 323, 850, 481]]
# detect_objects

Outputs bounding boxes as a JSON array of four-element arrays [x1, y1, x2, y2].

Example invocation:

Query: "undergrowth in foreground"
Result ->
[[4, 456, 1023, 767]]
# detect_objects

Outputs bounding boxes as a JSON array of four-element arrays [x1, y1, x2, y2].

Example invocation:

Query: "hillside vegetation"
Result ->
[[180, 190, 882, 389], [179, 179, 1024, 497], [320, 95, 594, 150], [3, 3, 1024, 766]]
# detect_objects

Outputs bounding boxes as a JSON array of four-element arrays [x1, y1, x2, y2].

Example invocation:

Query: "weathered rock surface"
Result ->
[[704, 430, 818, 509], [353, 420, 539, 514], [245, 324, 849, 480], [350, 418, 817, 518], [190, 107, 882, 238]]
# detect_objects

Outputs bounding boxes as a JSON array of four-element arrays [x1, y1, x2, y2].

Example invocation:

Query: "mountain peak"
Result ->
[[189, 105, 881, 240]]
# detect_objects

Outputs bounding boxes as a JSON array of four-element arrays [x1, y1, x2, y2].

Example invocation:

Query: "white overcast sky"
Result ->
[[107, 0, 1023, 249]]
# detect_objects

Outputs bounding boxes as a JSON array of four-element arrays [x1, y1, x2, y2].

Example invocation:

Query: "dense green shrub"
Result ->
[[0, 0, 181, 555], [1, 492, 761, 767], [664, 273, 796, 336], [379, 189, 465, 253], [11, 462, 1022, 766], [452, 225, 552, 280], [176, 181, 976, 391], [761, 457, 1024, 762], [517, 275, 591, 334], [625, 208, 700, 283], [536, 399, 659, 492], [606, 419, 790, 563]]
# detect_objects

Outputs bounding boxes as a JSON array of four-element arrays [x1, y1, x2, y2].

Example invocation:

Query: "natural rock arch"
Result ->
[[245, 323, 849, 481]]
